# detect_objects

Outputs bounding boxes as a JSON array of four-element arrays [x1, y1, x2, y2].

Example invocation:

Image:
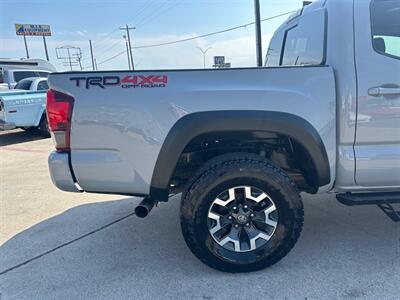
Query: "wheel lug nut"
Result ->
[[234, 224, 239, 228], [228, 216, 232, 220], [233, 206, 237, 210], [246, 223, 250, 227], [250, 213, 254, 217], [244, 205, 248, 209]]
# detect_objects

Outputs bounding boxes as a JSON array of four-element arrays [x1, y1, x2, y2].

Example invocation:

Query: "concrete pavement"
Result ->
[[1, 129, 399, 299]]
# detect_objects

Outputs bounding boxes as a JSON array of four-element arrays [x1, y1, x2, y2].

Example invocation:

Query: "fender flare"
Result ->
[[150, 111, 330, 201]]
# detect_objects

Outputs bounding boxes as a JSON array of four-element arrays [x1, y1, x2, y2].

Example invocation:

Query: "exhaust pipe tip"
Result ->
[[135, 205, 150, 218], [135, 197, 155, 218]]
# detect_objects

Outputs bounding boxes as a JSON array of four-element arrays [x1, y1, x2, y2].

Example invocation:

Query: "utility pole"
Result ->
[[119, 25, 135, 70], [89, 40, 95, 71], [123, 35, 131, 70], [23, 35, 29, 59], [43, 36, 49, 61], [254, 0, 263, 66], [196, 46, 212, 68]]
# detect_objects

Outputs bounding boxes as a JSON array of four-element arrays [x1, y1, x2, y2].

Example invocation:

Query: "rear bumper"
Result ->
[[48, 151, 82, 193], [0, 119, 16, 130]]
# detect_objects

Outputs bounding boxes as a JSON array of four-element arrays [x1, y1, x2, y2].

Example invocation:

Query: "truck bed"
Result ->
[[0, 90, 46, 130], [48, 66, 336, 195]]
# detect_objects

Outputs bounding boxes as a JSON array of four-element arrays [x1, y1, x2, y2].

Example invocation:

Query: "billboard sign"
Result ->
[[214, 56, 225, 65], [15, 24, 51, 36]]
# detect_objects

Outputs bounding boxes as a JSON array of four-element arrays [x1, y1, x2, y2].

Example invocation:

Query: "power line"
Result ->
[[80, 0, 180, 60], [80, 38, 124, 63], [137, 0, 184, 28], [133, 10, 295, 50], [81, 0, 158, 52], [96, 39, 125, 57], [126, 0, 159, 26], [96, 50, 127, 66], [92, 10, 295, 68], [134, 0, 174, 27], [96, 0, 183, 64]]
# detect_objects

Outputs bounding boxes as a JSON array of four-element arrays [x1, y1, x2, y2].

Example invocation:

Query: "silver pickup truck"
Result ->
[[46, 0, 400, 272]]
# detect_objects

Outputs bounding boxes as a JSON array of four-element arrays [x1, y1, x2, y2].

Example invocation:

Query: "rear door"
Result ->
[[354, 0, 400, 187]]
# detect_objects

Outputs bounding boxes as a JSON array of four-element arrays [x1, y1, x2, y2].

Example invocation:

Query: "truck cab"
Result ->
[[265, 0, 400, 190]]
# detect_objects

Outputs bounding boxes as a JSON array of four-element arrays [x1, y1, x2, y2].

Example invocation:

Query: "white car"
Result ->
[[14, 77, 49, 91]]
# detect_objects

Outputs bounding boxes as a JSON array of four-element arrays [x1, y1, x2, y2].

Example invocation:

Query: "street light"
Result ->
[[196, 46, 212, 69]]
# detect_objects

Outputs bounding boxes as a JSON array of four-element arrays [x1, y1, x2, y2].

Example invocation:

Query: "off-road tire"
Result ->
[[180, 153, 304, 272]]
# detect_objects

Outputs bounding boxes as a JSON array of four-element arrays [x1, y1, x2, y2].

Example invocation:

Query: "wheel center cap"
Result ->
[[236, 214, 248, 224]]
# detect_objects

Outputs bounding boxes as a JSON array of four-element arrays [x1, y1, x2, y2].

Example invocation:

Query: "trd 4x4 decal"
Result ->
[[70, 75, 168, 89]]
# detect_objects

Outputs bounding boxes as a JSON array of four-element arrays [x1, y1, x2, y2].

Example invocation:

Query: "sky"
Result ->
[[0, 0, 305, 71]]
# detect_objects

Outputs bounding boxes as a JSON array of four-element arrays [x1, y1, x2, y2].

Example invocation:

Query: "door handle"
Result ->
[[368, 87, 400, 97]]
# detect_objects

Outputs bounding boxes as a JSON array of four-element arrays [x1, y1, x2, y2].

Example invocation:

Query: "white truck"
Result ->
[[0, 58, 56, 90], [46, 0, 400, 272], [0, 90, 49, 136]]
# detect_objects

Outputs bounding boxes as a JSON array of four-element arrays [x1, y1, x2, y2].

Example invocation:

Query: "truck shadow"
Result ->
[[0, 129, 48, 146], [0, 195, 398, 299]]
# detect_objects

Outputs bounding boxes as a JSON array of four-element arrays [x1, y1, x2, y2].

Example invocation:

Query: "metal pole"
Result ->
[[196, 47, 212, 69], [89, 40, 95, 71], [23, 35, 29, 59], [254, 0, 263, 66], [94, 58, 98, 71], [78, 48, 83, 70], [124, 37, 131, 70], [78, 57, 82, 70], [43, 36, 49, 61], [67, 48, 72, 71], [120, 25, 135, 70], [126, 25, 135, 70]]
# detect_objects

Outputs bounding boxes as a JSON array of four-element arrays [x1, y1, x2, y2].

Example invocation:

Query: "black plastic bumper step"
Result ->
[[336, 192, 400, 222]]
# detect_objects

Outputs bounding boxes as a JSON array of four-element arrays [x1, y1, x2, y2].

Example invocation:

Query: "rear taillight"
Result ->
[[46, 89, 74, 152]]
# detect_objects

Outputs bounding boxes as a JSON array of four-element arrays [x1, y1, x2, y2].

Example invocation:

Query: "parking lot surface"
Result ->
[[1, 129, 399, 300]]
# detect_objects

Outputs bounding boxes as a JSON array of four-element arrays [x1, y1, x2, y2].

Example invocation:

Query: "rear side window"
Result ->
[[13, 71, 50, 82], [13, 71, 37, 82], [37, 80, 49, 91], [281, 9, 326, 66], [15, 80, 32, 90], [265, 30, 284, 67], [371, 0, 400, 59]]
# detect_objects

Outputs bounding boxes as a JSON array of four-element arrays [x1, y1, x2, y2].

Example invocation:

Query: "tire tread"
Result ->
[[180, 154, 304, 272]]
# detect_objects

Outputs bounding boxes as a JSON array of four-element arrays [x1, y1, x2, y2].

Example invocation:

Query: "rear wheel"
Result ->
[[38, 115, 50, 138], [180, 154, 304, 272]]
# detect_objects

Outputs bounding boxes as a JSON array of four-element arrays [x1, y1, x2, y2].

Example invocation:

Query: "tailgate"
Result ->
[[0, 91, 46, 127]]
